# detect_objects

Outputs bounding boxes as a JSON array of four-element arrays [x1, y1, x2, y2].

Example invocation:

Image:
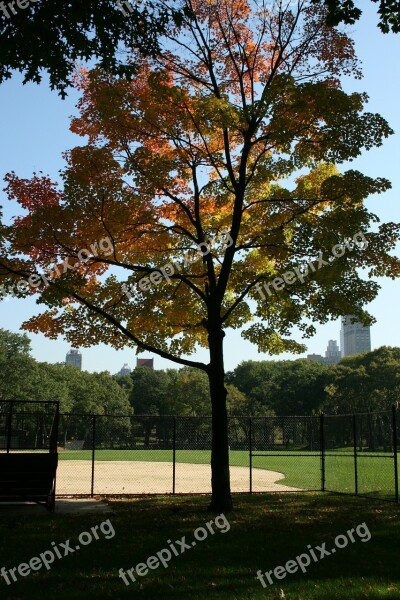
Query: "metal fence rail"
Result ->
[[2, 403, 398, 501]]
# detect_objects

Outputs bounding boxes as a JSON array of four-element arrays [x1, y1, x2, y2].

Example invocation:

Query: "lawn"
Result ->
[[0, 494, 399, 599], [57, 449, 399, 500]]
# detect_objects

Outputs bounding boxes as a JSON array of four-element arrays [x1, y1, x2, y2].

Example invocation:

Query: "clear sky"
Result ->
[[0, 4, 399, 374]]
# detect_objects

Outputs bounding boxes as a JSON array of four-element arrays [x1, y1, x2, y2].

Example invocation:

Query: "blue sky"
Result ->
[[0, 4, 399, 374]]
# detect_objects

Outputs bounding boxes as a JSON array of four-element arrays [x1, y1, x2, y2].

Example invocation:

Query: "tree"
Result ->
[[1, 1, 399, 510], [228, 359, 332, 415], [113, 372, 134, 397], [0, 1, 186, 97], [130, 367, 171, 414], [0, 328, 37, 400], [172, 368, 211, 415], [316, 0, 400, 33], [324, 346, 400, 413], [0, 328, 31, 356]]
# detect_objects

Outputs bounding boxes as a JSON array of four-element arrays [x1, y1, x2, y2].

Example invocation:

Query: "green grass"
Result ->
[[1, 494, 399, 599], [58, 449, 399, 500]]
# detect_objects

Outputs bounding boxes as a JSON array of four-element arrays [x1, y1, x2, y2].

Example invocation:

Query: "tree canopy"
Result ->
[[0, 0, 187, 97], [316, 0, 400, 32], [227, 359, 332, 415], [1, 1, 398, 360], [0, 1, 398, 97], [227, 350, 400, 416]]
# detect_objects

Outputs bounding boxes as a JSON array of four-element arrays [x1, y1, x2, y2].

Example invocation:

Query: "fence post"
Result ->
[[6, 401, 13, 454], [249, 417, 253, 494], [320, 413, 325, 492], [50, 402, 60, 453], [392, 404, 399, 503], [172, 417, 176, 495], [353, 414, 358, 496], [91, 415, 96, 498]]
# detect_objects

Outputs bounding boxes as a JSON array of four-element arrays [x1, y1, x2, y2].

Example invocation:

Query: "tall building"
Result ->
[[136, 358, 154, 370], [325, 340, 341, 365], [307, 340, 341, 365], [65, 348, 82, 370], [340, 316, 371, 357], [118, 363, 132, 376]]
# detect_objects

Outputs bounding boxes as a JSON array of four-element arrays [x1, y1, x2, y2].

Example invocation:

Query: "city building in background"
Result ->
[[340, 316, 371, 357], [65, 348, 82, 370], [306, 353, 325, 364], [118, 363, 132, 376], [136, 358, 154, 370], [324, 340, 341, 364], [307, 339, 341, 365]]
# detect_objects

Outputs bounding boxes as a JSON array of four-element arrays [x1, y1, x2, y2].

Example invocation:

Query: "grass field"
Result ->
[[57, 449, 399, 500], [1, 493, 399, 599]]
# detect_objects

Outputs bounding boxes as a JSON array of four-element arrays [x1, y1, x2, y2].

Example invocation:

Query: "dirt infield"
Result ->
[[56, 461, 300, 495]]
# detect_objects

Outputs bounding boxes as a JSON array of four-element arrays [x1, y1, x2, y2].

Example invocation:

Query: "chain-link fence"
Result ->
[[51, 408, 399, 502], [0, 401, 60, 511], [0, 400, 59, 452], [323, 408, 398, 502], [250, 415, 321, 492]]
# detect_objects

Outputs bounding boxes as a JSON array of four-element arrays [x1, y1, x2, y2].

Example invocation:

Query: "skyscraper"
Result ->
[[307, 340, 341, 365], [325, 340, 341, 364], [65, 348, 82, 370], [340, 316, 371, 357]]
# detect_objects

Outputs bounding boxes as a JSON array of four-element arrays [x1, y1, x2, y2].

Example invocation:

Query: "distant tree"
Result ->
[[229, 359, 332, 415], [0, 328, 31, 356], [0, 329, 36, 400], [95, 371, 132, 414], [324, 346, 400, 413], [113, 373, 133, 397], [27, 362, 72, 409], [129, 367, 171, 415], [172, 368, 211, 415], [226, 384, 250, 416], [226, 361, 279, 411], [0, 328, 133, 414], [268, 360, 333, 416]]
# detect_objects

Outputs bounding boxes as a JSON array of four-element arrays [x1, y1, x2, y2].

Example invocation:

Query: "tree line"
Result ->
[[0, 329, 131, 414], [2, 329, 398, 417], [129, 347, 400, 416]]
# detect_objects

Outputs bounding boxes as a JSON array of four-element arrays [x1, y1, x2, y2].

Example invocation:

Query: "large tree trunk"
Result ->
[[207, 326, 233, 512]]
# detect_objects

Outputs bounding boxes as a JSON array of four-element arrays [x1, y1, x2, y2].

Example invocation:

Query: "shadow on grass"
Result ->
[[0, 493, 399, 599]]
